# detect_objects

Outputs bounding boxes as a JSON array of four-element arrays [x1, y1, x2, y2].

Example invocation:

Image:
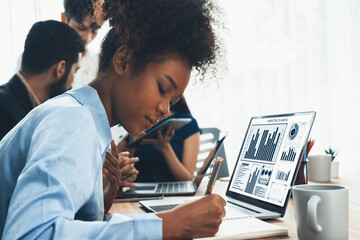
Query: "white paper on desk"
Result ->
[[196, 215, 288, 240]]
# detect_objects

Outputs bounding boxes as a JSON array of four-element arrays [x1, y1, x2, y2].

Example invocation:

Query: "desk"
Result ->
[[109, 175, 360, 239]]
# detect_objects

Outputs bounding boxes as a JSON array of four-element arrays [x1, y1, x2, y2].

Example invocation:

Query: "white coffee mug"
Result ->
[[292, 184, 348, 240], [331, 161, 339, 178], [307, 155, 332, 182]]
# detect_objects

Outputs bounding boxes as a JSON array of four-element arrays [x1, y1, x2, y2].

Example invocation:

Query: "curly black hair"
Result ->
[[96, 0, 223, 79]]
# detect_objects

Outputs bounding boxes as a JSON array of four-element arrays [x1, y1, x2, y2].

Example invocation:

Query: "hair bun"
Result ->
[[98, 0, 224, 81]]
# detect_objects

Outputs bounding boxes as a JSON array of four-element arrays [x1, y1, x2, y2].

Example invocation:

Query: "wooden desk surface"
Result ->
[[109, 175, 360, 239]]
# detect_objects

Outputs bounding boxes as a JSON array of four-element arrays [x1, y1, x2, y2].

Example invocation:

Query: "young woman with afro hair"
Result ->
[[0, 0, 226, 239]]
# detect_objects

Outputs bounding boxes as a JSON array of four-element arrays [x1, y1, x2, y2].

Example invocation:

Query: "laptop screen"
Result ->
[[228, 112, 316, 207]]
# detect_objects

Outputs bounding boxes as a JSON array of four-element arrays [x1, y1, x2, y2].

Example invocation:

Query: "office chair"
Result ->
[[195, 127, 229, 178]]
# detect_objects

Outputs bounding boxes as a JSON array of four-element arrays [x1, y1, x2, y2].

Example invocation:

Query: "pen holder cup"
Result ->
[[295, 160, 308, 185]]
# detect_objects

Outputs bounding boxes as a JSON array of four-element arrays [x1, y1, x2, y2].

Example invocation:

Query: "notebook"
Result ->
[[194, 214, 288, 240], [119, 134, 227, 198], [140, 196, 288, 239], [140, 112, 316, 220]]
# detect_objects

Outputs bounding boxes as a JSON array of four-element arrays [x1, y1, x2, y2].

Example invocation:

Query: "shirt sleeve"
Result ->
[[37, 213, 162, 240], [2, 108, 162, 240]]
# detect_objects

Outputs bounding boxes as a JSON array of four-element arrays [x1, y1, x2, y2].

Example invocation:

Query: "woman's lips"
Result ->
[[145, 116, 156, 129]]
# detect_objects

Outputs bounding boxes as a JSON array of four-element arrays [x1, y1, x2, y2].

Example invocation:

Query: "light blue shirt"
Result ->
[[0, 86, 162, 239]]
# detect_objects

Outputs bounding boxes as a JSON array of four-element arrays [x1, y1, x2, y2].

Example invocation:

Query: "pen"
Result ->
[[205, 157, 224, 195], [114, 195, 164, 203]]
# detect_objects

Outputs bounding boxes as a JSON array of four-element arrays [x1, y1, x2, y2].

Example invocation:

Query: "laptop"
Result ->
[[119, 134, 227, 198], [140, 112, 316, 220]]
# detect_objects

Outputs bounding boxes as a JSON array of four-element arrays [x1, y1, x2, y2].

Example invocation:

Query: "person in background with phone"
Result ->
[[118, 97, 201, 182], [0, 1, 226, 239]]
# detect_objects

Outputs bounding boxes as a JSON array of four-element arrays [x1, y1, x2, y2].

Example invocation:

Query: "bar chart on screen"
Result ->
[[275, 168, 291, 181], [243, 124, 287, 164], [280, 147, 297, 162], [244, 165, 261, 194]]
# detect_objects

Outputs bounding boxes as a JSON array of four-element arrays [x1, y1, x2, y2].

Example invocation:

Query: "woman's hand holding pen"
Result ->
[[156, 194, 226, 239]]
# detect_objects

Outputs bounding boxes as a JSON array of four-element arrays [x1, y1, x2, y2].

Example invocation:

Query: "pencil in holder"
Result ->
[[294, 139, 314, 185], [295, 159, 308, 185]]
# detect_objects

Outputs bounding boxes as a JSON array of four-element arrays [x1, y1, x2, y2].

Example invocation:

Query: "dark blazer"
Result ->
[[0, 74, 33, 140]]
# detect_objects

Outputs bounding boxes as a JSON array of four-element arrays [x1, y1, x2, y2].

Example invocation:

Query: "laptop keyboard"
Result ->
[[232, 206, 257, 215], [227, 202, 260, 215], [156, 182, 187, 193]]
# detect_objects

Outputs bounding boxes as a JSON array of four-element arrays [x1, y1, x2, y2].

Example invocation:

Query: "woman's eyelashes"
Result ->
[[158, 83, 167, 95]]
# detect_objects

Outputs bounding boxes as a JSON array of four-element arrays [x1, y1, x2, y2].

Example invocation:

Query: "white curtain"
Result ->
[[1, 0, 359, 175], [186, 0, 360, 175]]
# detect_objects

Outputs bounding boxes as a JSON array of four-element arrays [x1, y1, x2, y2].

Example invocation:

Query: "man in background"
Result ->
[[0, 20, 84, 140], [15, 1, 104, 88], [61, 0, 105, 88]]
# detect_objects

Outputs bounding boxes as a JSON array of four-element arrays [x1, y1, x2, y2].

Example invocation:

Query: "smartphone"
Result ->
[[126, 118, 192, 148]]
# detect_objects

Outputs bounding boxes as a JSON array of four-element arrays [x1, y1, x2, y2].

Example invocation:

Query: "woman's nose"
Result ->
[[157, 103, 170, 120]]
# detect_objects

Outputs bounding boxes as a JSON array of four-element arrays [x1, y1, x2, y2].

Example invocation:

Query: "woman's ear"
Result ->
[[112, 47, 130, 75]]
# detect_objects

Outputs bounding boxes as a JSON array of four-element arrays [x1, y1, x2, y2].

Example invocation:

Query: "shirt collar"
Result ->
[[16, 71, 41, 108], [65, 85, 112, 156]]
